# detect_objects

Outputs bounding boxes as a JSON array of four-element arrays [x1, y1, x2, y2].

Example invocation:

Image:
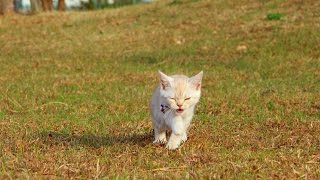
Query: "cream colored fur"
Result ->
[[150, 71, 203, 150]]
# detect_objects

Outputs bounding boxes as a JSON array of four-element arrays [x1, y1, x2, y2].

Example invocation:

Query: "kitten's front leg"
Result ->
[[153, 127, 167, 144], [181, 115, 193, 143], [166, 117, 185, 150], [166, 133, 182, 150]]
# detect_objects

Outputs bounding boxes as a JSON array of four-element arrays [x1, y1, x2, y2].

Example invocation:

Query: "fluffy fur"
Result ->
[[150, 71, 203, 150]]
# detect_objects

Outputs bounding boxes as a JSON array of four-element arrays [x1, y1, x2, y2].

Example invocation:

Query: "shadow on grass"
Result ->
[[37, 130, 153, 148]]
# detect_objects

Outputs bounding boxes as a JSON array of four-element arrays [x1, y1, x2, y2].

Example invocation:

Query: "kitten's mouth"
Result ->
[[176, 109, 184, 113]]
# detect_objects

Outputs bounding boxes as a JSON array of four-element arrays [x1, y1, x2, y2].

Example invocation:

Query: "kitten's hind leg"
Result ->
[[153, 128, 167, 144]]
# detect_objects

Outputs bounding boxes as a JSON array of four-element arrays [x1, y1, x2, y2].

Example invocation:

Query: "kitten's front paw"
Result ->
[[181, 134, 188, 143], [153, 138, 167, 144], [165, 141, 180, 150]]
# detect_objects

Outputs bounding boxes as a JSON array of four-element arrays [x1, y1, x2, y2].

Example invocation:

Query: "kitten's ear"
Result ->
[[189, 71, 203, 90], [158, 71, 173, 90]]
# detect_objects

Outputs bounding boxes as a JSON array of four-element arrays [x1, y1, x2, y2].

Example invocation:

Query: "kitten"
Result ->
[[150, 71, 203, 150]]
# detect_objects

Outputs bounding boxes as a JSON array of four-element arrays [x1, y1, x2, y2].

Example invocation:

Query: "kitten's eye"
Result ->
[[170, 97, 175, 100], [185, 97, 191, 100]]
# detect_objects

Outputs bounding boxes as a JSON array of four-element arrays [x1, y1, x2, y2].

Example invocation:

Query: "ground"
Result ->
[[0, 0, 320, 178]]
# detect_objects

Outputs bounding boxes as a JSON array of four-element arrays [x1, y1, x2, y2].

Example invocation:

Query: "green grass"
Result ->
[[1, 0, 320, 178], [266, 12, 284, 20]]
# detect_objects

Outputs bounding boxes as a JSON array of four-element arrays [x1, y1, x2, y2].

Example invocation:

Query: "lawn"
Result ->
[[0, 0, 320, 178]]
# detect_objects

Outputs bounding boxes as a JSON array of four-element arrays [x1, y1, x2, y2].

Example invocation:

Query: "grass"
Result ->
[[0, 0, 320, 178], [266, 12, 284, 20]]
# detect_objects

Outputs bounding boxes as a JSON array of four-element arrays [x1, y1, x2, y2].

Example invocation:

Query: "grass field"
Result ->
[[0, 0, 320, 178]]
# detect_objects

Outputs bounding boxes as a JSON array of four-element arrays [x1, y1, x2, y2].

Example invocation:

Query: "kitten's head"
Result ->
[[158, 71, 203, 115]]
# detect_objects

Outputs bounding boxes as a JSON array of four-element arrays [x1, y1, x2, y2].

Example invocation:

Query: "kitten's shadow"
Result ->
[[37, 130, 153, 148]]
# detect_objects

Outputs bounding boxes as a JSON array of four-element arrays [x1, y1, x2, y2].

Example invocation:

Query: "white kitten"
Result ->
[[150, 71, 203, 150]]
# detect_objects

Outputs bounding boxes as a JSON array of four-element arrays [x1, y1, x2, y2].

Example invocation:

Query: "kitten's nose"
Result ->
[[177, 104, 183, 108]]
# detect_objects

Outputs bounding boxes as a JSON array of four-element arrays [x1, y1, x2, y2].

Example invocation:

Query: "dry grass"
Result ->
[[0, 0, 320, 178]]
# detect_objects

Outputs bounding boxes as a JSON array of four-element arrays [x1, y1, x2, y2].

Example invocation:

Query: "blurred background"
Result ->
[[0, 0, 153, 13]]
